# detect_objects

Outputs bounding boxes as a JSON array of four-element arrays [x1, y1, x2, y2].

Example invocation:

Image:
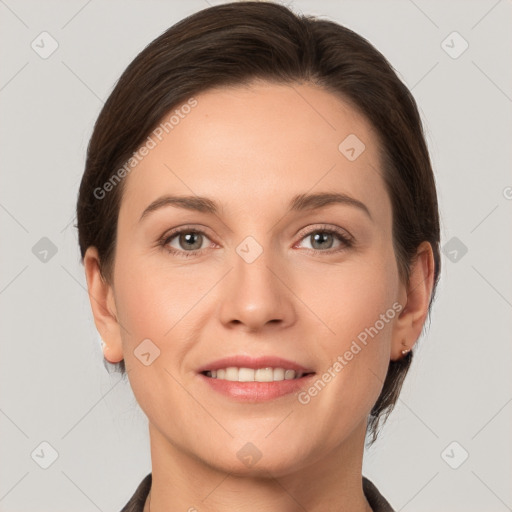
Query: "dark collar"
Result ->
[[120, 473, 395, 512]]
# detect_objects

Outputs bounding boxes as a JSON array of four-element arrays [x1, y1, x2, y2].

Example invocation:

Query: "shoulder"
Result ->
[[120, 472, 152, 512], [363, 476, 395, 512]]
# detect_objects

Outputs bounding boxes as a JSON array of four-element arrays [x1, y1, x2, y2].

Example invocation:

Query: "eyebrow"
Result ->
[[139, 191, 372, 222]]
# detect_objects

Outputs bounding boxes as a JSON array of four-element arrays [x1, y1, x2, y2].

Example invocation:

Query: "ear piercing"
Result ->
[[401, 347, 411, 356]]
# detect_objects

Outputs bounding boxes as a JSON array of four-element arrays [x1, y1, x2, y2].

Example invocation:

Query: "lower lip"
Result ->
[[198, 372, 316, 402]]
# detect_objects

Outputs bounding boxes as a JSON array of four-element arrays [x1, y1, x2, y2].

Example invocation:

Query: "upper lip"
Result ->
[[197, 355, 315, 373]]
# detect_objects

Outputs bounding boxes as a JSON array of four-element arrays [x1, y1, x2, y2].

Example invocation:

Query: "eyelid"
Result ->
[[295, 223, 354, 244], [160, 224, 215, 241], [159, 224, 216, 250], [160, 223, 353, 243], [159, 223, 354, 257]]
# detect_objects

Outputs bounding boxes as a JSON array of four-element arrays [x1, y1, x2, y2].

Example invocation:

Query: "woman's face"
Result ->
[[102, 82, 409, 475]]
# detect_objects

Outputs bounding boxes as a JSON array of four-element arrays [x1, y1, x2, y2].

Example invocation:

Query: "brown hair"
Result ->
[[76, 1, 441, 445]]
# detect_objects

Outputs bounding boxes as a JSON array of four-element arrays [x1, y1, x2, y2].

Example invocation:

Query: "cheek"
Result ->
[[113, 251, 215, 352], [309, 252, 398, 343], [310, 246, 399, 378], [111, 247, 170, 353], [114, 270, 166, 338], [111, 254, 204, 419], [296, 256, 399, 433]]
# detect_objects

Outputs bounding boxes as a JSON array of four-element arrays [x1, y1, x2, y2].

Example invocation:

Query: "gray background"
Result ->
[[1, 0, 511, 511]]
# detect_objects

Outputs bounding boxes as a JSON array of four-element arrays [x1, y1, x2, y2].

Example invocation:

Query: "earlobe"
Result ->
[[83, 247, 124, 364], [390, 241, 435, 361]]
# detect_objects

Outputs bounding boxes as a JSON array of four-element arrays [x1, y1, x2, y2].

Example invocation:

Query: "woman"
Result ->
[[76, 2, 440, 511]]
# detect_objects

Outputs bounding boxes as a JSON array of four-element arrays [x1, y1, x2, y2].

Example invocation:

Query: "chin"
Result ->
[[200, 436, 316, 479]]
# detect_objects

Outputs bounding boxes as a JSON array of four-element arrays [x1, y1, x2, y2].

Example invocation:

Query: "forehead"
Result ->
[[119, 81, 389, 223]]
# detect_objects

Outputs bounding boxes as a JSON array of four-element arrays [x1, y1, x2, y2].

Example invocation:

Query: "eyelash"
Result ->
[[158, 225, 354, 259]]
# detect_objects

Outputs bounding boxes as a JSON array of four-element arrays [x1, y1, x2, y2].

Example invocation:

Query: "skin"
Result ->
[[84, 82, 434, 512]]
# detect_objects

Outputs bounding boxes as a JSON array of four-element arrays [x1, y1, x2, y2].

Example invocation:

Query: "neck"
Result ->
[[145, 419, 372, 512]]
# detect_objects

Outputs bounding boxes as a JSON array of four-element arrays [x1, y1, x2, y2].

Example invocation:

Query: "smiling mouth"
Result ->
[[200, 367, 315, 382]]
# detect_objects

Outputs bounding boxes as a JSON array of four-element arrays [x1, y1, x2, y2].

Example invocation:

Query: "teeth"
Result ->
[[205, 367, 307, 382], [284, 369, 296, 380], [239, 367, 257, 381], [226, 367, 239, 381]]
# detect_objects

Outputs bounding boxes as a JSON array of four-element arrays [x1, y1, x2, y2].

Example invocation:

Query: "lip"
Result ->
[[196, 355, 316, 403], [197, 355, 314, 373], [198, 372, 316, 402]]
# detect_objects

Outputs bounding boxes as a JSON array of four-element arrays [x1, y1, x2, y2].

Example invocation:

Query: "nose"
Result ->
[[218, 244, 297, 332]]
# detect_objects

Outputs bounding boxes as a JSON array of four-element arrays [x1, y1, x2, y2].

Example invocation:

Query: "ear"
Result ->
[[83, 246, 124, 364], [390, 241, 435, 361]]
